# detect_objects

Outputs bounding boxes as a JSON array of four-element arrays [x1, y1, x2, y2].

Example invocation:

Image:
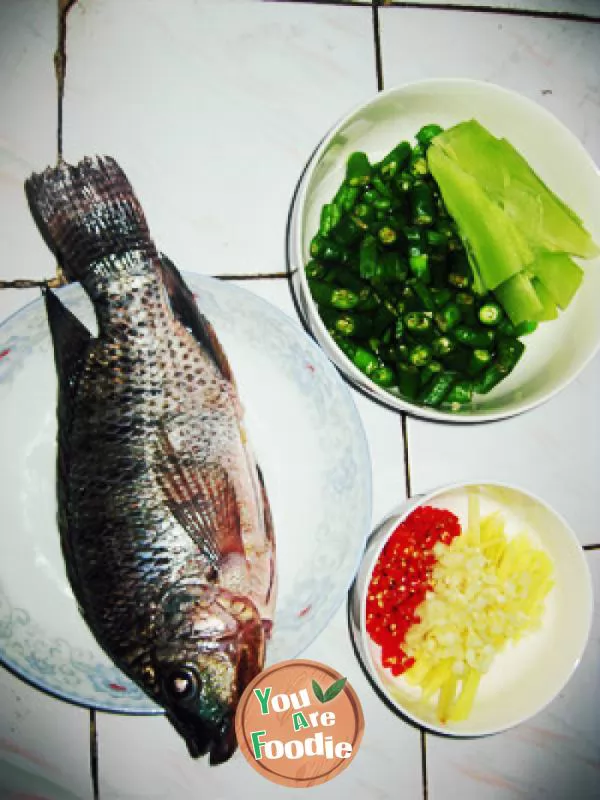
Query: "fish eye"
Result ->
[[164, 666, 200, 701]]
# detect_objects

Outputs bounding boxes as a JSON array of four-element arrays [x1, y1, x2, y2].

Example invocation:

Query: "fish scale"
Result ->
[[26, 156, 276, 764]]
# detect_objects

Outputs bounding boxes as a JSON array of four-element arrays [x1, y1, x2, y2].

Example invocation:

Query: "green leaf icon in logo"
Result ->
[[312, 679, 325, 703], [312, 677, 347, 704]]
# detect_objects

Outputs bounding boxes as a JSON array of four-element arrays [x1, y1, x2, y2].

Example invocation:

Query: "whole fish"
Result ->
[[25, 156, 276, 764]]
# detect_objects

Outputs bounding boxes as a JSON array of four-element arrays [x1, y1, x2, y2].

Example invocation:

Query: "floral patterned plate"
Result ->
[[0, 275, 371, 713]]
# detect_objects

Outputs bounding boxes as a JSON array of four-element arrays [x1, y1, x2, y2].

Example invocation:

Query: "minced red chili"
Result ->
[[366, 506, 461, 676]]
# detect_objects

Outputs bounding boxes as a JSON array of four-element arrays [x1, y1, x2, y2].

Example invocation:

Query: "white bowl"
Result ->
[[349, 482, 593, 737], [288, 79, 600, 422], [0, 275, 372, 712]]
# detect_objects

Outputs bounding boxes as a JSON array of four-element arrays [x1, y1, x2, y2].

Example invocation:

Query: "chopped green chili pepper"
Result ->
[[413, 280, 436, 311], [420, 360, 443, 385], [514, 320, 538, 337], [353, 202, 376, 225], [408, 343, 432, 368], [371, 305, 397, 337], [394, 171, 414, 194], [411, 182, 436, 226], [409, 146, 428, 177], [332, 215, 365, 247], [409, 253, 430, 282], [356, 286, 379, 311], [359, 235, 378, 280], [346, 152, 372, 187], [309, 279, 360, 310], [426, 229, 447, 249], [478, 301, 504, 327], [447, 252, 472, 289], [310, 235, 348, 263], [397, 363, 420, 401], [404, 311, 434, 339], [330, 312, 373, 339], [431, 287, 453, 309], [419, 372, 455, 407], [305, 260, 326, 281], [335, 337, 379, 376], [434, 303, 462, 333], [442, 379, 473, 407], [496, 337, 525, 373], [432, 335, 455, 358], [370, 365, 396, 388], [401, 285, 420, 312], [467, 348, 493, 376], [318, 203, 342, 238], [453, 325, 495, 349], [334, 183, 360, 213], [473, 364, 505, 395], [416, 123, 444, 148], [372, 175, 393, 198], [378, 142, 412, 179], [378, 251, 408, 283]]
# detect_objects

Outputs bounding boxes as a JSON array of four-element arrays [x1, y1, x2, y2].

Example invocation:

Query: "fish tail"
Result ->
[[25, 156, 153, 282]]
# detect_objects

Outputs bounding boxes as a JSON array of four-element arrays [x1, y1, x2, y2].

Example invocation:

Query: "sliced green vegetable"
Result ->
[[531, 278, 558, 321], [529, 252, 584, 310], [494, 272, 543, 326], [433, 119, 599, 259], [428, 144, 533, 291]]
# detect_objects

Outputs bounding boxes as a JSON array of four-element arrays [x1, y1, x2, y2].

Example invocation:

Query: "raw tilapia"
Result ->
[[25, 156, 276, 764]]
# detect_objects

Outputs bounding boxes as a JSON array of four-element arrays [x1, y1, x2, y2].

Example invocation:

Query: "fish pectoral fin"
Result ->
[[44, 288, 92, 393], [159, 253, 235, 384], [157, 432, 245, 564]]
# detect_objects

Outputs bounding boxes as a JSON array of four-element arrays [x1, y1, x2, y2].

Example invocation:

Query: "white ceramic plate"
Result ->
[[349, 483, 593, 736], [0, 275, 372, 713], [288, 79, 600, 421]]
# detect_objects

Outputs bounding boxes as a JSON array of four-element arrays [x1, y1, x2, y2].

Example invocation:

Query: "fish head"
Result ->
[[152, 582, 265, 764]]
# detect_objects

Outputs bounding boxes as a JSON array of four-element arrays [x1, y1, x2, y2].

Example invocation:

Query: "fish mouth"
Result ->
[[167, 710, 237, 766]]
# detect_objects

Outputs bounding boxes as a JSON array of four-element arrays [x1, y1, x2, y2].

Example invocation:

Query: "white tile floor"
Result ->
[[0, 1, 598, 798]]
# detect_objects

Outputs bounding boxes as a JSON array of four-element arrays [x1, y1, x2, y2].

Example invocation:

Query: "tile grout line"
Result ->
[[268, 0, 600, 25], [377, 1, 600, 25], [371, 0, 384, 92], [90, 709, 100, 800]]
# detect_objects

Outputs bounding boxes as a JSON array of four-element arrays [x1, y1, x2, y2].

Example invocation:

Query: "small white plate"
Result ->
[[288, 79, 600, 421], [0, 275, 372, 713], [349, 482, 593, 736]]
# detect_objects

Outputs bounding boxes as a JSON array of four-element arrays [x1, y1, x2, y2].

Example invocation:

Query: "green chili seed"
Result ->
[[378, 225, 397, 245], [478, 302, 503, 327]]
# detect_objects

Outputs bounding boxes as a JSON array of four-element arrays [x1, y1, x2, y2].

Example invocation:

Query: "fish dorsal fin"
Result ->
[[44, 288, 92, 396], [159, 253, 234, 383], [156, 430, 245, 565]]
